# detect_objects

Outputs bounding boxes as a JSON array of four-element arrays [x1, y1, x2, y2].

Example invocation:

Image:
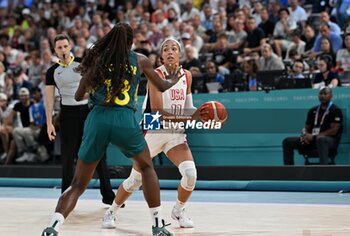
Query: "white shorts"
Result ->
[[144, 131, 187, 158]]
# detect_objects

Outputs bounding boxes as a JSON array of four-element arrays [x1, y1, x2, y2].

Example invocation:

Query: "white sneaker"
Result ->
[[0, 153, 7, 161], [26, 153, 37, 162], [102, 210, 116, 229], [16, 152, 37, 163], [171, 206, 194, 228], [16, 153, 30, 163]]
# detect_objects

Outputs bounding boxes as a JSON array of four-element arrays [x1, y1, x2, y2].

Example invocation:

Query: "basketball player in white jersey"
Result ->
[[102, 38, 205, 229]]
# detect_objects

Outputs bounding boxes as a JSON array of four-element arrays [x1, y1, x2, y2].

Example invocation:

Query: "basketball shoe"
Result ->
[[101, 210, 116, 229], [171, 206, 194, 228], [152, 219, 173, 236], [41, 227, 58, 236]]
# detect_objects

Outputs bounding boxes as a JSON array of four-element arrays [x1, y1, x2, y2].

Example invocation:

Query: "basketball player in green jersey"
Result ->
[[41, 23, 181, 236]]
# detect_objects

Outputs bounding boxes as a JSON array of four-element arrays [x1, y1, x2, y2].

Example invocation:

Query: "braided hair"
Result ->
[[76, 23, 134, 103]]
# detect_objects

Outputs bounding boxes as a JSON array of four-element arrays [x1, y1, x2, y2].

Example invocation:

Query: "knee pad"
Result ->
[[122, 168, 142, 193], [179, 161, 197, 191]]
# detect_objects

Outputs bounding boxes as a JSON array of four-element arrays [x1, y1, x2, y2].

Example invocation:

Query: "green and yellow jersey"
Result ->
[[89, 51, 140, 111]]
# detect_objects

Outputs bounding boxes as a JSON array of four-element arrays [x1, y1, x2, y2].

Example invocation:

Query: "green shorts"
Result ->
[[78, 106, 146, 163]]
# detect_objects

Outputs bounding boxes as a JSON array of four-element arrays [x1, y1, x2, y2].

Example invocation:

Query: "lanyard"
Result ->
[[314, 101, 333, 127]]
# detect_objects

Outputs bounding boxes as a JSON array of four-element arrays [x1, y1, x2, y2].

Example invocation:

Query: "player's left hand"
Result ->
[[165, 64, 183, 85]]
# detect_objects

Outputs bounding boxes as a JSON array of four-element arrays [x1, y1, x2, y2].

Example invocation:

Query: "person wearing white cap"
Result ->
[[12, 87, 49, 163], [2, 87, 33, 164]]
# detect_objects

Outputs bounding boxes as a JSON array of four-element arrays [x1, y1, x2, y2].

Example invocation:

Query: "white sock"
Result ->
[[174, 199, 185, 211], [150, 206, 162, 227], [108, 201, 122, 214], [49, 212, 65, 232]]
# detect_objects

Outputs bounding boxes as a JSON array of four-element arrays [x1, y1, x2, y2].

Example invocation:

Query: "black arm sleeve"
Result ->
[[45, 64, 59, 86]]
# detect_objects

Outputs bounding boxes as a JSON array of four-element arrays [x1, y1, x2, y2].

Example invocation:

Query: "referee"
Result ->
[[45, 34, 115, 204]]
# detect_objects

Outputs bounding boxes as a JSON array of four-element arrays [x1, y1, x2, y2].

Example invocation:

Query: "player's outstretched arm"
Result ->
[[137, 53, 182, 92], [183, 69, 208, 122]]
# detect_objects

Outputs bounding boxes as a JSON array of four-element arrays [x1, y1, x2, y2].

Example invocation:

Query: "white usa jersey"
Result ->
[[142, 65, 188, 116]]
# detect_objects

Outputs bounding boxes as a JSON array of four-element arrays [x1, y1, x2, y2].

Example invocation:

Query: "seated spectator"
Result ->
[[269, 0, 282, 24], [13, 87, 48, 163], [242, 17, 266, 56], [182, 45, 202, 76], [3, 87, 33, 165], [285, 49, 311, 72], [258, 7, 275, 40], [307, 37, 336, 66], [227, 17, 247, 50], [289, 59, 305, 79], [272, 8, 297, 57], [191, 14, 207, 40], [0, 92, 11, 162], [140, 40, 153, 56], [184, 23, 204, 53], [181, 0, 200, 23], [211, 32, 235, 75], [41, 49, 56, 72], [201, 3, 214, 32], [259, 44, 285, 71], [320, 11, 341, 35], [203, 61, 225, 93], [317, 37, 336, 66], [288, 0, 308, 28], [336, 33, 350, 71], [312, 24, 343, 54], [203, 13, 224, 45], [27, 51, 43, 87], [148, 51, 158, 68], [251, 1, 264, 25], [242, 59, 259, 91], [154, 9, 169, 31], [285, 29, 306, 60], [301, 24, 316, 53], [313, 55, 340, 88], [181, 32, 196, 57], [12, 66, 32, 100], [282, 87, 343, 165]]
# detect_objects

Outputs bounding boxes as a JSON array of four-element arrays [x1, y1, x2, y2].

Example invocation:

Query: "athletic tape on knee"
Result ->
[[179, 161, 197, 191], [123, 168, 142, 193]]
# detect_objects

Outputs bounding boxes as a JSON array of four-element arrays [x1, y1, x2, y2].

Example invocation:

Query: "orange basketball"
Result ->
[[201, 101, 228, 123]]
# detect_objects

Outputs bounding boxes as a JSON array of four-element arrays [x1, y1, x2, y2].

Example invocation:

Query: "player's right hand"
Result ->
[[193, 104, 210, 123]]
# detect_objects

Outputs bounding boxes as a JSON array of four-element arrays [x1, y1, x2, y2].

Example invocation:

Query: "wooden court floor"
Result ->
[[1, 188, 350, 236]]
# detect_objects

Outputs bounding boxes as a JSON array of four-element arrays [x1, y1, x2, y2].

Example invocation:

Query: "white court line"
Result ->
[[1, 197, 350, 208]]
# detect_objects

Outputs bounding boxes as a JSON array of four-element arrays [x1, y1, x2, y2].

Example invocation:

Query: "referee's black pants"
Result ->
[[60, 104, 115, 202]]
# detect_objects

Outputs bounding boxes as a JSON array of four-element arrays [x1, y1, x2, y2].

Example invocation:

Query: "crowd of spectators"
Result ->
[[0, 0, 350, 163]]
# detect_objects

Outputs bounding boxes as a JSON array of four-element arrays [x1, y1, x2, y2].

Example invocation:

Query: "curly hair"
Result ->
[[76, 23, 134, 104]]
